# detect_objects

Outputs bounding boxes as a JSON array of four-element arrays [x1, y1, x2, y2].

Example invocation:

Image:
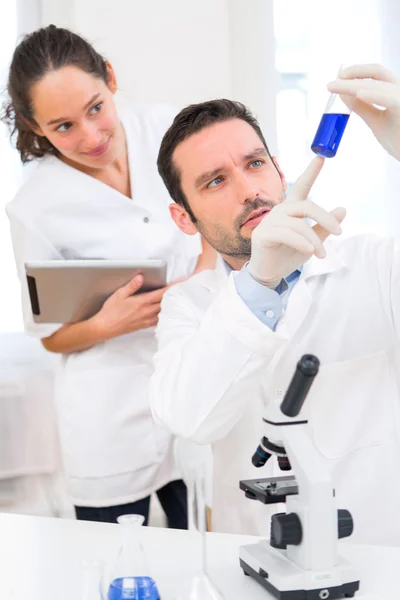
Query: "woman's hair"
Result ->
[[1, 25, 109, 163]]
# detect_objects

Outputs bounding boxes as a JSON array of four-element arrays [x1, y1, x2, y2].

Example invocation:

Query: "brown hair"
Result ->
[[157, 99, 275, 222], [1, 24, 108, 163]]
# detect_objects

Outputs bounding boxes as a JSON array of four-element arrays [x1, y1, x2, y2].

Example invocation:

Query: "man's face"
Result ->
[[171, 118, 287, 261]]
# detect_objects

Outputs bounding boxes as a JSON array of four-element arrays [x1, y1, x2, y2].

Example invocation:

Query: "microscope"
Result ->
[[239, 355, 360, 599]]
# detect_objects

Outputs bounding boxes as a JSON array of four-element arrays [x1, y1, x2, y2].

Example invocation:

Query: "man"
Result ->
[[150, 64, 400, 545]]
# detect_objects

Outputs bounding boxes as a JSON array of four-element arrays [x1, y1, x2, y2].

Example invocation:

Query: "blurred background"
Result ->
[[0, 0, 399, 519]]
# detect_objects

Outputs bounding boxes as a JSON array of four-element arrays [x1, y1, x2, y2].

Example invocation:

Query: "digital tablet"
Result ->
[[25, 259, 167, 324]]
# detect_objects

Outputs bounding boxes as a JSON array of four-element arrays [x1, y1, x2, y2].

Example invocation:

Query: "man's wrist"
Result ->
[[246, 263, 282, 290]]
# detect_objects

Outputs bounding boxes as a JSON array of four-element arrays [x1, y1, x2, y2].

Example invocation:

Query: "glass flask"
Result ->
[[311, 68, 351, 158], [178, 463, 225, 600], [80, 560, 104, 600], [106, 514, 160, 600]]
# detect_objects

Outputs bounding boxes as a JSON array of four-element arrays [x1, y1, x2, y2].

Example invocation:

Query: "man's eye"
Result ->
[[250, 160, 263, 168], [207, 177, 223, 188]]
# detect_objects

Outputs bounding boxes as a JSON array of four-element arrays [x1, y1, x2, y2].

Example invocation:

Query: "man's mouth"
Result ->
[[241, 207, 271, 228]]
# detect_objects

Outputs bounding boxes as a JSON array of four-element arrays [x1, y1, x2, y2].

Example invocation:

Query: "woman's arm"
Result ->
[[41, 318, 105, 354], [42, 275, 167, 354]]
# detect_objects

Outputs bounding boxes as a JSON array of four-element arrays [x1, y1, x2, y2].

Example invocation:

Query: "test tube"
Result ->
[[311, 69, 351, 158]]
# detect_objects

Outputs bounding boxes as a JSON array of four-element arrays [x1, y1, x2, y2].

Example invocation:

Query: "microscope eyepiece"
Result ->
[[298, 354, 319, 376], [280, 354, 320, 417]]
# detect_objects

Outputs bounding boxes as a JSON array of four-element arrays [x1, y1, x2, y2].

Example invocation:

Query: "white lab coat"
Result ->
[[6, 105, 201, 507], [151, 234, 400, 545]]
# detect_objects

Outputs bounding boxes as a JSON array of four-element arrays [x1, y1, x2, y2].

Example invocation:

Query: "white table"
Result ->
[[0, 513, 396, 599]]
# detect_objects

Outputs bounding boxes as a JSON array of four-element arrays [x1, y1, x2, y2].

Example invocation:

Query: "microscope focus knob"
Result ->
[[270, 512, 302, 549], [338, 509, 354, 539]]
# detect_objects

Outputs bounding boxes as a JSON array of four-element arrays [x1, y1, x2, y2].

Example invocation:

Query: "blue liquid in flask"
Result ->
[[311, 113, 350, 158], [108, 576, 160, 600]]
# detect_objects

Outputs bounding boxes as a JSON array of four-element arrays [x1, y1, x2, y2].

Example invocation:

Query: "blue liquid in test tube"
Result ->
[[311, 113, 350, 158], [311, 71, 351, 158]]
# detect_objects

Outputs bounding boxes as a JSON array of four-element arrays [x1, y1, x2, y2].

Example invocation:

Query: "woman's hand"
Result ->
[[92, 274, 168, 339]]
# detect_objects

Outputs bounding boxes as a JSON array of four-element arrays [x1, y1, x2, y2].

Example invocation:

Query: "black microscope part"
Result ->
[[252, 445, 272, 468], [280, 354, 320, 417], [277, 455, 292, 471], [270, 512, 303, 549]]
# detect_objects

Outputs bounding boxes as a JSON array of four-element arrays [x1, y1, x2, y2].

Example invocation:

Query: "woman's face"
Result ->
[[30, 64, 123, 170]]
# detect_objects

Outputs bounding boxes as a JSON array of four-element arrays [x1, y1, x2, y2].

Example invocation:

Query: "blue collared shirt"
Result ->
[[227, 262, 301, 331]]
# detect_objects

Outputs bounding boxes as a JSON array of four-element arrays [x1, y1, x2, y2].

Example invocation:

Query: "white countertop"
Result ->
[[0, 513, 396, 599]]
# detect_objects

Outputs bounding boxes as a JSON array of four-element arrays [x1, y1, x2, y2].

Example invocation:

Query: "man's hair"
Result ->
[[157, 99, 274, 222]]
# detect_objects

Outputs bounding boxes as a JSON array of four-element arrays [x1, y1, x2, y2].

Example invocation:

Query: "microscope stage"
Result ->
[[240, 475, 298, 504]]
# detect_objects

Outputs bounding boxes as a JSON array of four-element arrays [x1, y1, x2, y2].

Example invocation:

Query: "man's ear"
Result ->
[[105, 61, 118, 94], [169, 203, 198, 235], [272, 156, 288, 192]]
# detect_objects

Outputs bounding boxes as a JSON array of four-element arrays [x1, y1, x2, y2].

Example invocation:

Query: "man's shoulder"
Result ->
[[165, 268, 222, 305]]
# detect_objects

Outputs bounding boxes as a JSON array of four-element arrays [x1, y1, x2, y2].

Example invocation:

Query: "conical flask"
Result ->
[[107, 514, 160, 600]]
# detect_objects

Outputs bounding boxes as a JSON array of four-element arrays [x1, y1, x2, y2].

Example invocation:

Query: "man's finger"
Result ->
[[327, 78, 395, 98], [338, 63, 398, 84], [340, 96, 381, 131], [287, 156, 325, 204], [286, 200, 342, 236], [356, 89, 399, 110], [313, 207, 346, 243], [265, 227, 315, 255]]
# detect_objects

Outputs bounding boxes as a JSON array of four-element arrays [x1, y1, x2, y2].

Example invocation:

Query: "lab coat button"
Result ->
[[266, 310, 275, 318], [143, 217, 150, 223]]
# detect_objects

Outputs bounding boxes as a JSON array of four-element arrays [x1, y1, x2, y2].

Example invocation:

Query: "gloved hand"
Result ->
[[328, 63, 400, 161], [247, 156, 346, 288]]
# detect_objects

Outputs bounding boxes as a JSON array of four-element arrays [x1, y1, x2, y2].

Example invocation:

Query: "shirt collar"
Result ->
[[222, 258, 301, 281], [221, 239, 346, 281]]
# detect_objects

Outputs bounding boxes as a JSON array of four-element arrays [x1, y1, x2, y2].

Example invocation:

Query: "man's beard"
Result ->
[[195, 195, 283, 259]]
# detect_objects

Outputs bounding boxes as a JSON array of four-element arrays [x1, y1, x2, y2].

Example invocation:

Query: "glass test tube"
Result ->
[[311, 70, 351, 158]]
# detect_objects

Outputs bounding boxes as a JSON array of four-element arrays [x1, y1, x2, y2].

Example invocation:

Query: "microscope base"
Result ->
[[240, 542, 360, 600]]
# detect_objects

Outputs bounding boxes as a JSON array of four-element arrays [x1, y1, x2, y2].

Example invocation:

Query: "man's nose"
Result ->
[[235, 171, 260, 204]]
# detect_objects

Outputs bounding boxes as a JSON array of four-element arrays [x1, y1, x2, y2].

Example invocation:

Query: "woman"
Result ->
[[3, 25, 214, 525]]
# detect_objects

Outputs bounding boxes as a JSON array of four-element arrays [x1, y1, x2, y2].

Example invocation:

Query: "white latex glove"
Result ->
[[327, 63, 400, 161], [247, 156, 346, 288]]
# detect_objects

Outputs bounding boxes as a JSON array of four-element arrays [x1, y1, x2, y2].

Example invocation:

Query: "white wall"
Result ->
[[305, 0, 387, 237], [41, 0, 231, 108], [381, 0, 400, 240], [38, 0, 277, 145], [0, 1, 22, 332]]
